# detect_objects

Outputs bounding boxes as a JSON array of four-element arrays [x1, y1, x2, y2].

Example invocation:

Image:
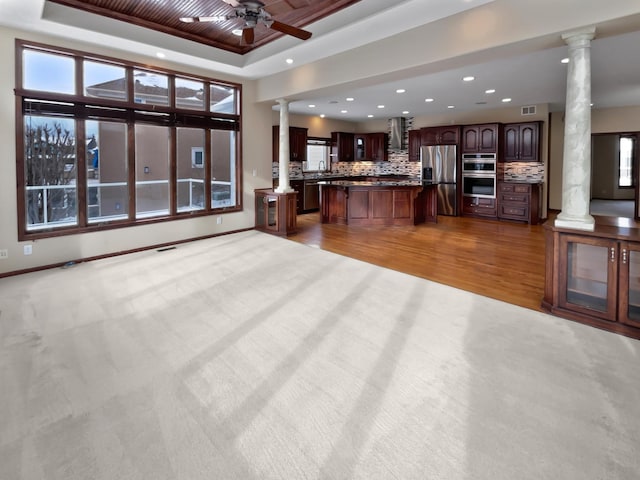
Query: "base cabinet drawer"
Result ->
[[497, 182, 540, 224], [462, 196, 497, 218], [499, 204, 529, 220]]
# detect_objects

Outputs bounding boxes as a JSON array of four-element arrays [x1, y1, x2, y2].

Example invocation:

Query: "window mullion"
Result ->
[[204, 128, 212, 210], [127, 119, 136, 221], [76, 119, 88, 227], [169, 127, 177, 216]]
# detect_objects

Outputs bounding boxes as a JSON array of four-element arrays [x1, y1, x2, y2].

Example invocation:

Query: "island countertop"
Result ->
[[318, 179, 423, 187]]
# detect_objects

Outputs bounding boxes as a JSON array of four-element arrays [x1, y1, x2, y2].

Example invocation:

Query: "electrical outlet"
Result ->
[[24, 244, 32, 255], [216, 216, 223, 225], [0, 249, 8, 260], [252, 169, 257, 177]]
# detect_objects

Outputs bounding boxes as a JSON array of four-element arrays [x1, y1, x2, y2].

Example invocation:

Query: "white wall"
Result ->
[[0, 26, 272, 276], [548, 106, 640, 210]]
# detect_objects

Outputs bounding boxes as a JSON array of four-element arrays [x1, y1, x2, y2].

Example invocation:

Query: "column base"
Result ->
[[554, 212, 595, 231], [274, 186, 294, 194]]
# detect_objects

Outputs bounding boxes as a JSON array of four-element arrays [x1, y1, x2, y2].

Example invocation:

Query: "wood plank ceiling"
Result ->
[[48, 0, 362, 55]]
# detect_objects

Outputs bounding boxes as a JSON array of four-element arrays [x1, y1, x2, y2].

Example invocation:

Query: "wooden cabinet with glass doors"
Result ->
[[255, 189, 297, 237], [542, 220, 640, 338]]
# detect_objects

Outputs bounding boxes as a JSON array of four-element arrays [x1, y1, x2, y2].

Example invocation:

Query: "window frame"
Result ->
[[15, 39, 242, 241]]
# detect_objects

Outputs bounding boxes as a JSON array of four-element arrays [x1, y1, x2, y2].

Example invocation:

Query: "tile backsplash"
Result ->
[[500, 162, 545, 182], [273, 157, 545, 182], [273, 153, 421, 179]]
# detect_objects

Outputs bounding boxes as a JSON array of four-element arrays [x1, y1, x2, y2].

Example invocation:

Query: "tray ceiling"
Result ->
[[48, 0, 362, 55]]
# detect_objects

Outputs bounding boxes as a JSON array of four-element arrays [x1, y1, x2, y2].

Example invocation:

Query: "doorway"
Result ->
[[590, 133, 638, 219]]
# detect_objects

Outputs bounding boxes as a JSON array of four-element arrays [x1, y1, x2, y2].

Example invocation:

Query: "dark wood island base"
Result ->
[[320, 180, 438, 226]]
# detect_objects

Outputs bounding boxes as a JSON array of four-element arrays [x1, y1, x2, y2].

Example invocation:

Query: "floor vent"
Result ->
[[521, 105, 536, 115]]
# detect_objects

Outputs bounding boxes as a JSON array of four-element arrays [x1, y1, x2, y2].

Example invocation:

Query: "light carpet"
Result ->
[[1, 230, 639, 479]]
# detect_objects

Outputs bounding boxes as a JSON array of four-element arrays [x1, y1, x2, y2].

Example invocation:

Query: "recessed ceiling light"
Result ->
[[396, 89, 406, 93], [346, 97, 354, 102], [485, 89, 496, 94], [232, 29, 243, 36], [156, 52, 166, 59], [341, 110, 348, 113], [285, 58, 294, 64], [502, 98, 512, 103], [561, 58, 570, 64], [425, 98, 434, 102], [447, 105, 455, 109], [377, 105, 385, 109], [368, 114, 374, 118], [308, 104, 316, 108], [320, 114, 326, 118], [402, 110, 409, 114], [462, 76, 475, 82]]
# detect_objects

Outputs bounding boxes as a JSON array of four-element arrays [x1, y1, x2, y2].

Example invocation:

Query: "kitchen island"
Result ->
[[319, 179, 438, 226]]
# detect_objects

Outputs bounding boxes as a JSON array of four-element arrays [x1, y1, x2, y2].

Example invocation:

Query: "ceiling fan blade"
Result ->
[[269, 20, 312, 41], [242, 27, 255, 45]]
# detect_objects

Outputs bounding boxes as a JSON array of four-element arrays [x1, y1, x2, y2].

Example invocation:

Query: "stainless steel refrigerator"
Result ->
[[420, 145, 457, 216]]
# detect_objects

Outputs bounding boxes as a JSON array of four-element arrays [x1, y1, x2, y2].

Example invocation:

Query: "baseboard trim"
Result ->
[[0, 227, 253, 279]]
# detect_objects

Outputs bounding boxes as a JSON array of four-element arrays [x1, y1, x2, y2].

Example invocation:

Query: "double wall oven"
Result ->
[[461, 153, 497, 199]]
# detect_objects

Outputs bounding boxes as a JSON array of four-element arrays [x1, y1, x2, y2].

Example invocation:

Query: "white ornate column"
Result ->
[[555, 27, 596, 231], [274, 98, 294, 193]]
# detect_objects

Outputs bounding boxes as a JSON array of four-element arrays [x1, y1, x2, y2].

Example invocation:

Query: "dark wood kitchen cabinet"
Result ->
[[462, 196, 496, 219], [542, 222, 640, 339], [330, 131, 354, 162], [497, 182, 541, 224], [503, 122, 541, 162], [355, 132, 388, 161], [255, 188, 297, 236], [420, 126, 460, 145], [462, 123, 501, 153], [366, 132, 388, 161], [272, 126, 308, 163], [408, 129, 421, 161]]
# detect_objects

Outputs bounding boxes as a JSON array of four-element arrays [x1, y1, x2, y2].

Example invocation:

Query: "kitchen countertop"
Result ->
[[318, 179, 425, 187]]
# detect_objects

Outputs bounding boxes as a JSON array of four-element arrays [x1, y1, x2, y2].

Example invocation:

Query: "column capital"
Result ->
[[276, 98, 289, 107], [562, 27, 596, 47]]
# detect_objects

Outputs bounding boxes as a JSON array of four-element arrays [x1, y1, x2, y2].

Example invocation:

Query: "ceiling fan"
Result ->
[[179, 0, 313, 46]]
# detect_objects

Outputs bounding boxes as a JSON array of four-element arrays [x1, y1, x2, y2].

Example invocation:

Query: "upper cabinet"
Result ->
[[462, 123, 501, 153], [351, 132, 389, 161], [365, 132, 388, 161], [503, 121, 541, 162], [272, 126, 308, 163], [420, 126, 460, 145], [330, 131, 354, 162], [408, 129, 421, 162]]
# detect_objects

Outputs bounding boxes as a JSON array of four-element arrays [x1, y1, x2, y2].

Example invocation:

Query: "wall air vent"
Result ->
[[521, 105, 536, 115]]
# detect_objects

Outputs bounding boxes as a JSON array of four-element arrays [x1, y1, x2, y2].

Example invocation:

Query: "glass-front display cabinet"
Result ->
[[255, 189, 297, 237], [619, 241, 640, 328], [543, 221, 640, 339]]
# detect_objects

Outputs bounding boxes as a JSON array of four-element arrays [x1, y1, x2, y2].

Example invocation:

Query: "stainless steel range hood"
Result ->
[[389, 117, 406, 150]]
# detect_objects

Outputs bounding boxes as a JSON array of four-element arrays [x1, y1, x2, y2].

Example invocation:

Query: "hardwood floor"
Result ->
[[288, 213, 549, 311]]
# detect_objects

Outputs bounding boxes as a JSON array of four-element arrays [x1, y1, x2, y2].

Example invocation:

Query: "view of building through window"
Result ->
[[16, 41, 241, 238]]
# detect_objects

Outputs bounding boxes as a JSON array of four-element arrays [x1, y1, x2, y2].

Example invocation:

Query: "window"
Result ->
[[304, 137, 330, 172], [619, 136, 635, 188], [16, 41, 241, 239]]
